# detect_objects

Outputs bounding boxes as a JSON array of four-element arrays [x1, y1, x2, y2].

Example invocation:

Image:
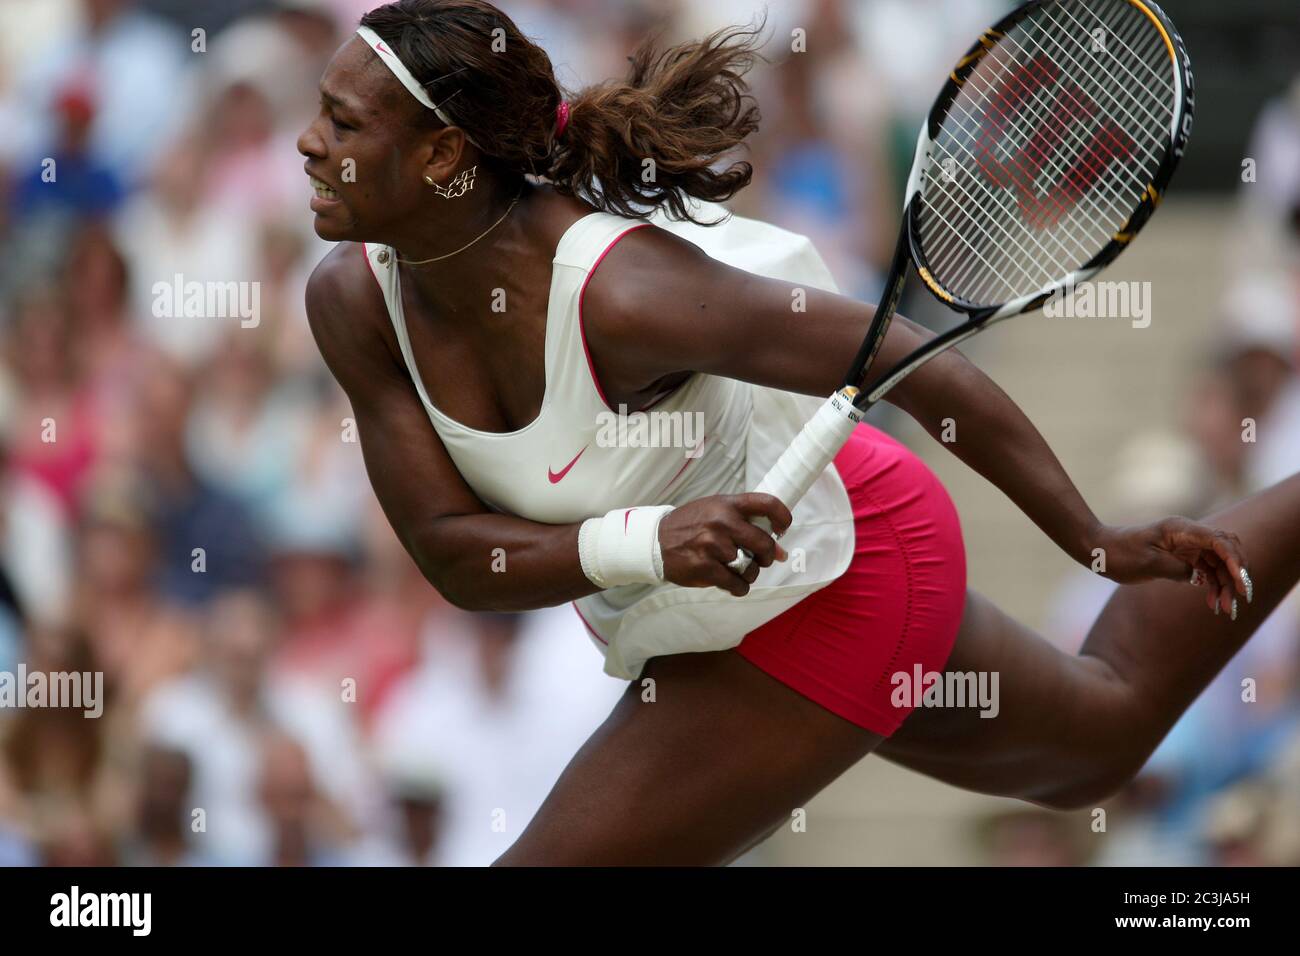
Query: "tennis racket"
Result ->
[[731, 0, 1195, 574]]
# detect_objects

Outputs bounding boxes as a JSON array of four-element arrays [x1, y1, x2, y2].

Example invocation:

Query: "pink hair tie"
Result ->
[[555, 100, 571, 139]]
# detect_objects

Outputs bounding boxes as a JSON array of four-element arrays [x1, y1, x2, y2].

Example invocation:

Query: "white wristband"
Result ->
[[577, 506, 675, 589]]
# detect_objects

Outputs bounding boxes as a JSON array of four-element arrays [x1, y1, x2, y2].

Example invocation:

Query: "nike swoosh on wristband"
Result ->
[[548, 445, 589, 484]]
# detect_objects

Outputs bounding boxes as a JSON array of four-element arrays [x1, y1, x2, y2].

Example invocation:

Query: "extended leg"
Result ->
[[879, 473, 1300, 808]]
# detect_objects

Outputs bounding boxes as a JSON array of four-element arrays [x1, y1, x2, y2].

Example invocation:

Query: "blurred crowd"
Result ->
[[0, 0, 1296, 866]]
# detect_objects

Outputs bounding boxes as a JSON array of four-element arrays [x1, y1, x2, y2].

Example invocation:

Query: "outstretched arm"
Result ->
[[585, 227, 1248, 611]]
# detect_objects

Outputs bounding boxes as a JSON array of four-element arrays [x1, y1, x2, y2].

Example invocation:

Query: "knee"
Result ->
[[1032, 772, 1129, 812], [1026, 658, 1165, 811], [1029, 746, 1151, 812]]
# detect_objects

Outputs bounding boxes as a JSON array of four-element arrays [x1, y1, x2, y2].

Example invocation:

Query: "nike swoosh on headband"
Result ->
[[355, 25, 480, 147]]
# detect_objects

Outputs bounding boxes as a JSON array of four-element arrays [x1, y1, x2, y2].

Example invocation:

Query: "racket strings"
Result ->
[[923, 85, 1118, 302], [1060, 0, 1173, 118], [932, 87, 1106, 277], [916, 0, 1177, 307], [937, 28, 1163, 295], [977, 7, 1169, 219], [1026, 5, 1169, 175], [927, 39, 1142, 296], [925, 7, 1170, 303]]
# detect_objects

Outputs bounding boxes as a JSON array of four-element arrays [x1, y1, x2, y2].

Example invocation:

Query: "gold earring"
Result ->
[[431, 166, 477, 199], [424, 175, 435, 186]]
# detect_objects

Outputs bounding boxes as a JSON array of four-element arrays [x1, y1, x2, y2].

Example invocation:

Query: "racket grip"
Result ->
[[729, 388, 864, 575]]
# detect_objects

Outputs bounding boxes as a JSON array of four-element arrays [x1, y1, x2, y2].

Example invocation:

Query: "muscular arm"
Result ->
[[305, 244, 599, 611], [584, 227, 1103, 566]]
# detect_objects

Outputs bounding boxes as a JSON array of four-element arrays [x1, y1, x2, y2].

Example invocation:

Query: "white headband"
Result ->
[[355, 25, 480, 147]]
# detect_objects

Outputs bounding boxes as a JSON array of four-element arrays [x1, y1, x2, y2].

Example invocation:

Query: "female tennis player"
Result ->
[[299, 0, 1293, 865]]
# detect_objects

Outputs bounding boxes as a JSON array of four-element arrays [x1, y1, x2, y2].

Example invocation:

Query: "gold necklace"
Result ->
[[396, 184, 525, 266]]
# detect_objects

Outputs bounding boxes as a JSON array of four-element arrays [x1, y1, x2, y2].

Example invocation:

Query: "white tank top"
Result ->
[[363, 198, 854, 679]]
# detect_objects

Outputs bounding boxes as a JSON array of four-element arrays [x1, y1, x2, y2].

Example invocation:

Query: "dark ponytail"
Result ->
[[360, 0, 765, 224]]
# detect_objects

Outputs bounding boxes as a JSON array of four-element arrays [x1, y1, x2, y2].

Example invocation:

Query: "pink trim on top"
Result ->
[[578, 223, 653, 411], [570, 602, 608, 645]]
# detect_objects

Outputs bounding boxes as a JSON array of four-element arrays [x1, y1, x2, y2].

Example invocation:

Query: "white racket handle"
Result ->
[[728, 388, 865, 575]]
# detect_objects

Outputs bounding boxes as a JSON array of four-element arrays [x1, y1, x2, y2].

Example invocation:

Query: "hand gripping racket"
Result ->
[[730, 0, 1194, 574]]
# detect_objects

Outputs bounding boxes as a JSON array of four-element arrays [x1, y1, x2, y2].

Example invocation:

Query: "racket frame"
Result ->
[[847, 0, 1195, 410]]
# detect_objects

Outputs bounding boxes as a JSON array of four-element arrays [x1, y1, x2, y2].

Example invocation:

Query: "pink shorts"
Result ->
[[737, 424, 967, 737]]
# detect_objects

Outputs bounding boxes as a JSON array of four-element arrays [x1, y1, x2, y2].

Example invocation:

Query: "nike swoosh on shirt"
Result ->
[[548, 445, 589, 484]]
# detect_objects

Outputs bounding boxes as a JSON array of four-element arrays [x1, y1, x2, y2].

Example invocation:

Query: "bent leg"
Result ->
[[880, 473, 1300, 808], [494, 649, 882, 866]]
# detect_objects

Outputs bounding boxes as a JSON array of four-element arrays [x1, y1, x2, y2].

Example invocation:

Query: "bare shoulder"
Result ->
[[305, 242, 383, 341], [304, 242, 404, 383]]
